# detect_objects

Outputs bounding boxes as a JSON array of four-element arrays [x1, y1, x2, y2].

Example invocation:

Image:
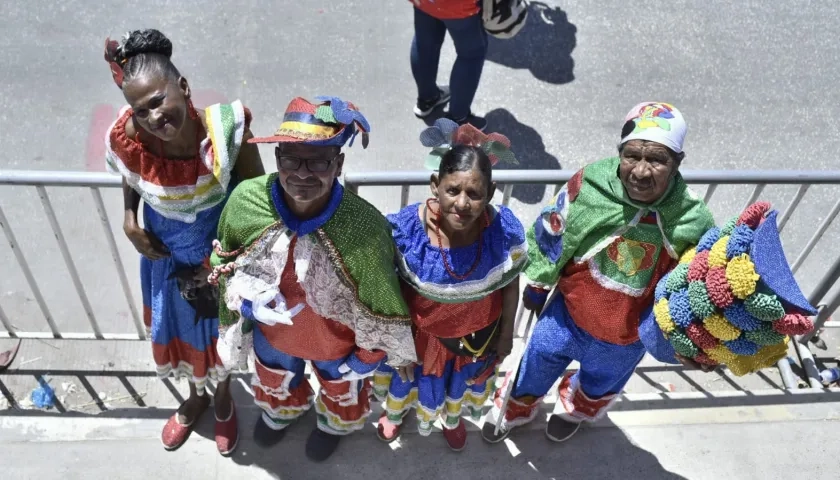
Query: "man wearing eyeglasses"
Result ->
[[209, 96, 416, 462]]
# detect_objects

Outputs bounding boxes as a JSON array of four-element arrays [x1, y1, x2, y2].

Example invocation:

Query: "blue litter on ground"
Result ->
[[31, 377, 56, 409]]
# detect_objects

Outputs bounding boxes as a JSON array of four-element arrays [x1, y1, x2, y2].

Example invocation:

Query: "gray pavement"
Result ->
[[2, 1, 840, 478], [1, 0, 840, 337]]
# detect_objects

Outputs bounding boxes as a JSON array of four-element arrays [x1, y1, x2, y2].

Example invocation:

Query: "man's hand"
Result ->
[[675, 353, 717, 372], [522, 289, 546, 312]]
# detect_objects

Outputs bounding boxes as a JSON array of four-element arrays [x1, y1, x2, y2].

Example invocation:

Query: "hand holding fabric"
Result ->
[[248, 288, 305, 326]]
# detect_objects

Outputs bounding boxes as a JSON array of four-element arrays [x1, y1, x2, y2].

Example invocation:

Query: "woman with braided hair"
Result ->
[[103, 28, 264, 455]]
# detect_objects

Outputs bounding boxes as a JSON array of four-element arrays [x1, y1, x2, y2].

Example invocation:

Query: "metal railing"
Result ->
[[2, 169, 840, 389], [344, 169, 840, 390]]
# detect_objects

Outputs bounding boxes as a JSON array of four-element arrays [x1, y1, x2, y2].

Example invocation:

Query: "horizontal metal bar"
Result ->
[[344, 169, 840, 187], [0, 171, 121, 188], [0, 331, 144, 340], [2, 169, 840, 189]]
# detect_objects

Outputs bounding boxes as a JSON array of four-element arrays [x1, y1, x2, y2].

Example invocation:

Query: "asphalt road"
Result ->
[[0, 0, 839, 336]]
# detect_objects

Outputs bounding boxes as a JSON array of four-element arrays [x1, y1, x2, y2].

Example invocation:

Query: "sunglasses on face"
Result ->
[[275, 147, 338, 173]]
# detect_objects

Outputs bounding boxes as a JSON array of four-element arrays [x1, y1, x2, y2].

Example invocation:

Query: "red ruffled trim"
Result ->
[[108, 108, 212, 187]]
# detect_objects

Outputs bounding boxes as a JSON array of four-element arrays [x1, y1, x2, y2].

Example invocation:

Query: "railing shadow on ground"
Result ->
[[485, 1, 578, 85]]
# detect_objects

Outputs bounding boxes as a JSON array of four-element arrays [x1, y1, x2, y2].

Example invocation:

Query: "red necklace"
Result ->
[[426, 198, 490, 280]]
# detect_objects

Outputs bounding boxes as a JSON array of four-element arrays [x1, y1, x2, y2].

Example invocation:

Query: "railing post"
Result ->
[[90, 187, 145, 339], [0, 202, 61, 337], [36, 186, 103, 339]]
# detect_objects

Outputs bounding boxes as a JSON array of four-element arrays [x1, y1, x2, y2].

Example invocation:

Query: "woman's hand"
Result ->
[[124, 224, 170, 260], [494, 331, 514, 360]]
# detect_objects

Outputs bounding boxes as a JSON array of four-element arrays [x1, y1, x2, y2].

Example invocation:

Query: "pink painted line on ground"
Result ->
[[85, 104, 116, 172]]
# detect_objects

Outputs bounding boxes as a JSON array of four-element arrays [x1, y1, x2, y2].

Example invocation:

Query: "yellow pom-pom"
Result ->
[[726, 342, 789, 377], [705, 344, 738, 364], [726, 254, 760, 299], [704, 313, 741, 341], [708, 236, 730, 267], [654, 298, 676, 334], [679, 247, 697, 265]]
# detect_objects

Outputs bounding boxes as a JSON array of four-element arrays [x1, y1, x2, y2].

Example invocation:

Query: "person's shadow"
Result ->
[[485, 1, 577, 85], [486, 108, 562, 205]]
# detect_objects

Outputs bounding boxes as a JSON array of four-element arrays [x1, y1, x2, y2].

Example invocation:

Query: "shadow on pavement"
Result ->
[[486, 1, 577, 85], [486, 108, 562, 205]]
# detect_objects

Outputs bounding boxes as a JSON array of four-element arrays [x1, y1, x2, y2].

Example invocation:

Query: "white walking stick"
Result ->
[[494, 304, 538, 436]]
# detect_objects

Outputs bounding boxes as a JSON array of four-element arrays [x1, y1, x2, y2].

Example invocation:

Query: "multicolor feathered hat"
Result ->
[[249, 96, 370, 148], [648, 202, 816, 376], [419, 118, 518, 170]]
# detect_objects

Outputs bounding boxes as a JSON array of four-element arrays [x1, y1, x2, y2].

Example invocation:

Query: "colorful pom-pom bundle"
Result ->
[[652, 203, 814, 376]]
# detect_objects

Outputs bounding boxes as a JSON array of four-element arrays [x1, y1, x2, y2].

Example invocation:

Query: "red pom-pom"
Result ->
[[686, 323, 719, 350], [687, 250, 710, 282], [706, 267, 734, 309], [773, 313, 814, 336], [694, 352, 719, 366], [737, 202, 772, 229]]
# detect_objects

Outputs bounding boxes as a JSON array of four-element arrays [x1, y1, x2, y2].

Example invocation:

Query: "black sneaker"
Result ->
[[305, 428, 342, 462], [545, 414, 581, 443], [253, 414, 288, 448], [446, 112, 487, 132], [480, 408, 511, 444], [414, 86, 451, 118]]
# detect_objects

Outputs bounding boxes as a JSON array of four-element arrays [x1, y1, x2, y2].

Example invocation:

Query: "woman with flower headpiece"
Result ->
[[103, 29, 265, 455], [373, 119, 526, 451]]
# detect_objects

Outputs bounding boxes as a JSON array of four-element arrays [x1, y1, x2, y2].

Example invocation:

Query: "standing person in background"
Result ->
[[409, 0, 489, 131], [103, 29, 265, 455]]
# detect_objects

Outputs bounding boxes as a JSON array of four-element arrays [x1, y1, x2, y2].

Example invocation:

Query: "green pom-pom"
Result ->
[[666, 264, 689, 293], [314, 105, 337, 124], [745, 292, 786, 321], [745, 324, 786, 346], [688, 281, 716, 319], [720, 216, 738, 236], [670, 330, 699, 358]]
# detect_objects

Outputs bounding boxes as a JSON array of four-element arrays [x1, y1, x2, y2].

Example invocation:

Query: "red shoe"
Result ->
[[442, 419, 467, 452], [161, 398, 209, 451], [376, 411, 402, 443], [215, 402, 239, 456]]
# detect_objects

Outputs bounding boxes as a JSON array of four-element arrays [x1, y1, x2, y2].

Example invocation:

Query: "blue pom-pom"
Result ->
[[724, 303, 763, 331], [726, 225, 755, 259], [655, 273, 670, 302], [668, 289, 694, 328], [697, 227, 721, 252], [724, 336, 760, 356]]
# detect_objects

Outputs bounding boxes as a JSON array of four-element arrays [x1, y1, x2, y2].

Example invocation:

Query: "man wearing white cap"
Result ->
[[482, 102, 716, 443]]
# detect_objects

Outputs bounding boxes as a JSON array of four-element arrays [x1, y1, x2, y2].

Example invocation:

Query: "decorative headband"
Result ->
[[103, 36, 128, 88], [419, 118, 517, 170]]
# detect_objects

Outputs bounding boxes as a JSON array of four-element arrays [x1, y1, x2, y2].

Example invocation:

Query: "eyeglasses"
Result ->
[[275, 148, 338, 173]]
